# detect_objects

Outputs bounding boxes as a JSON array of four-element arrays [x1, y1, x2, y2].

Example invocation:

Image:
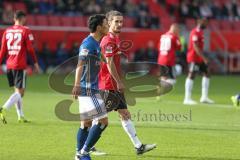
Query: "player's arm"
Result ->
[[72, 60, 85, 99], [193, 42, 208, 64], [25, 29, 40, 72], [176, 37, 182, 51], [0, 32, 7, 64], [106, 56, 124, 91]]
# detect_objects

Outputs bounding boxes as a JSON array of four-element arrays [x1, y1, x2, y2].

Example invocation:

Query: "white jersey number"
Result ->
[[6, 32, 22, 55], [160, 36, 171, 55]]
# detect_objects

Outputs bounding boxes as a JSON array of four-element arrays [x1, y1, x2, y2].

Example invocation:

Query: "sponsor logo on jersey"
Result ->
[[80, 48, 89, 56]]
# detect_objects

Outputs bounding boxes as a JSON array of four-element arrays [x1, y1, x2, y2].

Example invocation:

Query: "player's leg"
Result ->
[[118, 109, 156, 155], [117, 92, 156, 155], [14, 70, 29, 122], [0, 70, 21, 123], [80, 117, 108, 155], [200, 63, 214, 103], [231, 93, 240, 107], [184, 63, 197, 105], [157, 66, 175, 100], [76, 95, 108, 160]]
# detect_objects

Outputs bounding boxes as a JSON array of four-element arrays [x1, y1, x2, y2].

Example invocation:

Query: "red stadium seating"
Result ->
[[209, 20, 221, 30], [185, 18, 196, 30], [27, 15, 36, 26], [220, 20, 233, 31], [35, 15, 49, 26], [160, 17, 174, 31], [73, 16, 87, 27], [48, 16, 61, 26], [61, 16, 74, 26], [124, 17, 135, 28], [232, 21, 240, 31], [13, 2, 27, 13]]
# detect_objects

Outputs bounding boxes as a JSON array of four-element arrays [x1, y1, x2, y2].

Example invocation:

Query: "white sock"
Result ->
[[121, 119, 142, 148], [185, 78, 193, 100], [15, 97, 24, 119], [2, 92, 21, 110], [201, 76, 210, 99]]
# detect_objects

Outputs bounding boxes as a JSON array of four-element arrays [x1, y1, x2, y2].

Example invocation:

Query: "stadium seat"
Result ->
[[209, 20, 221, 30], [160, 17, 174, 31], [60, 16, 74, 26], [73, 16, 86, 27], [27, 15, 36, 26], [220, 20, 233, 31], [35, 15, 49, 26], [48, 16, 61, 26], [232, 21, 240, 31], [185, 18, 196, 30], [124, 17, 135, 28], [13, 2, 27, 13]]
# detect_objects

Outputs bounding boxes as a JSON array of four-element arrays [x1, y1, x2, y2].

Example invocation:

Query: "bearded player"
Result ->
[[0, 10, 40, 124], [98, 10, 156, 155], [183, 18, 214, 105]]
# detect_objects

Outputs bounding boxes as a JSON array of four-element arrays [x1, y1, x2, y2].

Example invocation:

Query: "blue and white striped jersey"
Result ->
[[79, 35, 101, 96]]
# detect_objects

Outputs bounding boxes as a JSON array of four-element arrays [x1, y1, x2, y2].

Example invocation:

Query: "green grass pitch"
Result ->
[[0, 74, 240, 160]]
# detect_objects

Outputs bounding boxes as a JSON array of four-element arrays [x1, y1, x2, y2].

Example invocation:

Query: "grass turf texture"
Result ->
[[0, 74, 240, 160]]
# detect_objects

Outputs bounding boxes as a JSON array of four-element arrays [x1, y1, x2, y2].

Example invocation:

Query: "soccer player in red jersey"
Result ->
[[183, 18, 214, 105], [158, 23, 181, 85], [99, 10, 156, 155], [0, 10, 40, 124]]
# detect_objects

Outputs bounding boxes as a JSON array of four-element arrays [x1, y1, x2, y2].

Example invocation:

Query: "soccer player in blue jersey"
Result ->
[[72, 14, 109, 160]]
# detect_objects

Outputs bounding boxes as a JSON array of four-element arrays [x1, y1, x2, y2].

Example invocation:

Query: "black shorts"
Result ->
[[161, 66, 176, 79], [7, 69, 27, 89], [100, 90, 127, 112], [188, 62, 208, 74]]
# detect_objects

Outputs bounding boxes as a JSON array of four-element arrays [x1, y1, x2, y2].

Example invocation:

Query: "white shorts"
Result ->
[[78, 94, 107, 121]]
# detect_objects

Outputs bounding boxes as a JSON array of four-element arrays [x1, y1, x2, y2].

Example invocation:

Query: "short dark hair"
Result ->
[[106, 10, 123, 21], [14, 10, 26, 20], [88, 14, 106, 33]]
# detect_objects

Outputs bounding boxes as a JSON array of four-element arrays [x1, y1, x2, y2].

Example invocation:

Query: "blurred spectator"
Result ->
[[69, 42, 79, 58], [56, 42, 69, 64], [179, 0, 189, 19], [188, 0, 200, 18], [138, 0, 149, 13], [86, 0, 101, 15], [133, 48, 146, 62], [102, 0, 115, 13], [114, 0, 126, 13], [135, 10, 151, 28], [211, 1, 222, 19], [145, 41, 158, 63], [2, 4, 14, 25], [124, 0, 138, 17], [199, 1, 213, 18], [65, 0, 77, 16], [38, 0, 55, 14], [55, 0, 65, 14]]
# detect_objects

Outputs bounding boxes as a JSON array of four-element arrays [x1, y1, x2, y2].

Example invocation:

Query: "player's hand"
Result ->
[[72, 86, 81, 100], [117, 81, 125, 92], [203, 57, 209, 64], [34, 63, 41, 73]]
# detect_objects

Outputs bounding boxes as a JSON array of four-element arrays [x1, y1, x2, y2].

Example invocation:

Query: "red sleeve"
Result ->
[[25, 29, 37, 63], [102, 40, 118, 58], [175, 36, 181, 50], [0, 32, 7, 64]]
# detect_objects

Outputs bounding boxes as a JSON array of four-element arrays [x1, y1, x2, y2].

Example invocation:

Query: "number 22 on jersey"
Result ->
[[6, 32, 22, 55]]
